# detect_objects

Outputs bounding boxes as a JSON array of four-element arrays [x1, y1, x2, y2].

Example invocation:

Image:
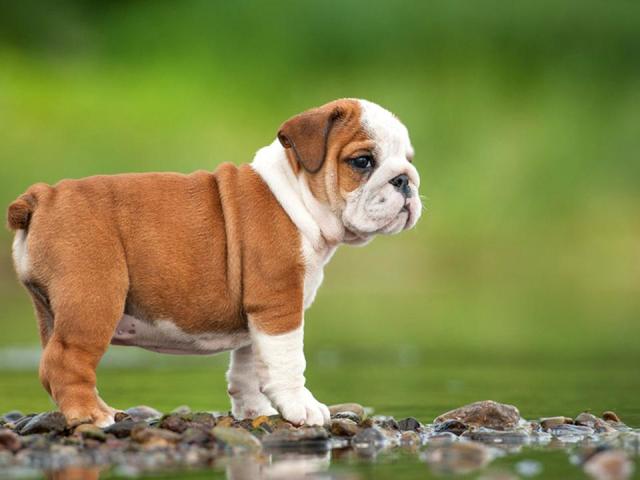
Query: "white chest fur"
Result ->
[[111, 315, 251, 355]]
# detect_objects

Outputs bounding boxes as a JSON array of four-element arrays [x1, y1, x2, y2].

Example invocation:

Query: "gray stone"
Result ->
[[434, 401, 520, 430], [262, 426, 329, 451], [2, 411, 24, 423], [212, 426, 261, 451], [397, 417, 422, 432], [434, 419, 468, 436], [74, 424, 107, 442], [125, 406, 162, 422], [18, 412, 67, 435], [104, 419, 145, 438]]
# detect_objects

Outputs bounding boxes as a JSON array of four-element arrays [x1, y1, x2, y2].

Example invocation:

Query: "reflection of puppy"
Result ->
[[8, 99, 421, 427]]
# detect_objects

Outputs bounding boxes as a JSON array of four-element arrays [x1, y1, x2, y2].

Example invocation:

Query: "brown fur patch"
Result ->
[[280, 99, 375, 211], [10, 163, 303, 423]]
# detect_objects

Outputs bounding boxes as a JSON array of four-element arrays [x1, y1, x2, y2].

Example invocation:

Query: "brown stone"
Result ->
[[434, 401, 520, 430]]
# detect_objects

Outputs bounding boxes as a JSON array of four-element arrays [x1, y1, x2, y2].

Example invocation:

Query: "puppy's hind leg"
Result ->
[[226, 344, 277, 419], [39, 272, 127, 428]]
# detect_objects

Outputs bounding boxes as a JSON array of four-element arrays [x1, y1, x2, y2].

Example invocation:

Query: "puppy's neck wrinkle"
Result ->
[[250, 141, 344, 252]]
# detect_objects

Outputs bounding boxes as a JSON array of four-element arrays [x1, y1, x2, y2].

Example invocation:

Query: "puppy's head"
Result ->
[[278, 99, 421, 243]]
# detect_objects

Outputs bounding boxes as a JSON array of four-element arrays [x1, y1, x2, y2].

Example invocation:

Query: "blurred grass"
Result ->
[[0, 0, 639, 365]]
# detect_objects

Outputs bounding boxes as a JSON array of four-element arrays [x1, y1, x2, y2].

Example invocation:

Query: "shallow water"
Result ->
[[0, 349, 638, 478]]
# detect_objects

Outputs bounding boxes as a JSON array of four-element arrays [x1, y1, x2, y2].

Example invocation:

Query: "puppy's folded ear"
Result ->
[[277, 104, 344, 173]]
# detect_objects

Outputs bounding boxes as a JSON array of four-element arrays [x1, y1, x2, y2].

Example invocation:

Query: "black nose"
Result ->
[[389, 174, 412, 197]]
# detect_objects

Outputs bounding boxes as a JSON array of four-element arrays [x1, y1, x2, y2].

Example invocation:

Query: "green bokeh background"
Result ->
[[0, 0, 639, 426]]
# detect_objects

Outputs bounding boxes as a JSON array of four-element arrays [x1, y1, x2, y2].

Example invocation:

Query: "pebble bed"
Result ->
[[0, 400, 637, 479]]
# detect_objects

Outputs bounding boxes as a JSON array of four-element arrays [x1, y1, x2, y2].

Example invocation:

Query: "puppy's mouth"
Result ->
[[400, 202, 412, 230]]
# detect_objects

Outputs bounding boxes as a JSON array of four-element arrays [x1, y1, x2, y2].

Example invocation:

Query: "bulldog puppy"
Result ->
[[7, 99, 421, 427]]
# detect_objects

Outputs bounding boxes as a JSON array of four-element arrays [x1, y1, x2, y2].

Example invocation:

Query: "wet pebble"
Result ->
[[328, 403, 366, 421], [125, 405, 162, 422], [18, 412, 67, 435], [434, 419, 468, 436], [397, 417, 422, 432], [104, 419, 144, 438], [352, 427, 387, 449], [2, 411, 24, 423], [434, 400, 520, 430], [540, 416, 573, 430], [263, 426, 329, 450], [212, 426, 261, 451], [330, 418, 361, 437], [74, 424, 106, 442], [130, 425, 181, 448]]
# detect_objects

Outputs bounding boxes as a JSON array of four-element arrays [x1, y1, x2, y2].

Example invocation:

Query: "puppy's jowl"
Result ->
[[8, 99, 421, 427]]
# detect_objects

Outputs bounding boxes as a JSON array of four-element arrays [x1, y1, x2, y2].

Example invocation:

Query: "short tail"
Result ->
[[7, 194, 36, 230]]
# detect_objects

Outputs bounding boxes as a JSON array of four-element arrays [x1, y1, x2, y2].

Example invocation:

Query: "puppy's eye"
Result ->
[[348, 155, 375, 171]]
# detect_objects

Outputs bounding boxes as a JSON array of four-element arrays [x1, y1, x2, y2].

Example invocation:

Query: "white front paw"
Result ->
[[273, 388, 330, 426], [230, 393, 278, 419]]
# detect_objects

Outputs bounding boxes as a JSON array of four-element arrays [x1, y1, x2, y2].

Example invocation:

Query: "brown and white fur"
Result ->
[[7, 98, 421, 427]]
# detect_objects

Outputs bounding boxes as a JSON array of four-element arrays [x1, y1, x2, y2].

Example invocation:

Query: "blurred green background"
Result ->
[[0, 0, 639, 427]]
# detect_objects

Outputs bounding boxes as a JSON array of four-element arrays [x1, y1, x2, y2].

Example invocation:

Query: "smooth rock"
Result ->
[[2, 411, 24, 423], [18, 412, 67, 435], [130, 425, 181, 448], [251, 416, 271, 430], [574, 413, 617, 434], [104, 419, 144, 438], [434, 419, 468, 436], [602, 411, 621, 423], [125, 406, 162, 422], [333, 411, 361, 423], [328, 403, 366, 421], [372, 416, 400, 431], [584, 450, 634, 480], [191, 412, 216, 429], [424, 441, 494, 475], [0, 429, 21, 452], [113, 412, 132, 423], [215, 416, 235, 428], [540, 416, 573, 430], [181, 426, 211, 445], [212, 426, 261, 451], [330, 419, 360, 437], [397, 417, 422, 432], [159, 414, 189, 433], [434, 401, 520, 430], [262, 426, 329, 452], [74, 423, 106, 441]]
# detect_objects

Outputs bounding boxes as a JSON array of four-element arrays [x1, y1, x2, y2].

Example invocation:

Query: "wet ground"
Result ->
[[1, 352, 639, 479], [0, 400, 638, 479]]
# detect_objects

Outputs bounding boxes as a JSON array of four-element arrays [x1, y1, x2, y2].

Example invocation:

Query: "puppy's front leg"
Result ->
[[226, 344, 278, 419], [249, 319, 329, 426]]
